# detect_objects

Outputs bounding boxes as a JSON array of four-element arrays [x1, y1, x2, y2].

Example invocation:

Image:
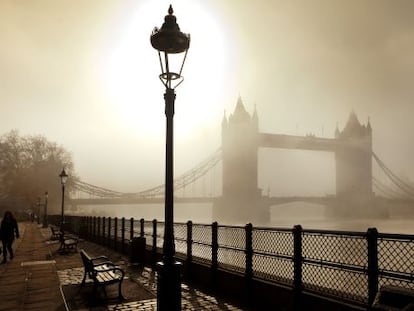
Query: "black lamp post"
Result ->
[[42, 191, 48, 228], [150, 5, 190, 311], [59, 169, 68, 233], [36, 196, 41, 225]]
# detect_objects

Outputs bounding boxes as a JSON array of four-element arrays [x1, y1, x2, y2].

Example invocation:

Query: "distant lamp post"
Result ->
[[150, 5, 190, 311], [42, 191, 48, 228], [59, 169, 68, 232], [36, 196, 41, 225]]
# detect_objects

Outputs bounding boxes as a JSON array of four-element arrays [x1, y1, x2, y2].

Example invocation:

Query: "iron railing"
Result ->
[[50, 215, 414, 308]]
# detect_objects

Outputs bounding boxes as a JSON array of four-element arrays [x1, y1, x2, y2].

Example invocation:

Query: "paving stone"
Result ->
[[0, 222, 247, 311]]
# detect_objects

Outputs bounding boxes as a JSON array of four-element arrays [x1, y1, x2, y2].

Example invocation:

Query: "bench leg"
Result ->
[[80, 270, 87, 286], [118, 281, 125, 300]]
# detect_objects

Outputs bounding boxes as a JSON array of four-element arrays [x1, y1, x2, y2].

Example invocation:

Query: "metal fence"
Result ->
[[51, 215, 414, 308]]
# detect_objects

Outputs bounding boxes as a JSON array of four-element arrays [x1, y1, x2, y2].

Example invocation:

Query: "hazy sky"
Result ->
[[1, 0, 413, 196]]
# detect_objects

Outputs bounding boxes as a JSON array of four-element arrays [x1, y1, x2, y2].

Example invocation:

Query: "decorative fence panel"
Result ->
[[48, 214, 414, 309]]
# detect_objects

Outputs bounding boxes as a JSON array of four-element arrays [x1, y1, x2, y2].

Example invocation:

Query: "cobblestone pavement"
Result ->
[[38, 225, 246, 311], [0, 222, 246, 310]]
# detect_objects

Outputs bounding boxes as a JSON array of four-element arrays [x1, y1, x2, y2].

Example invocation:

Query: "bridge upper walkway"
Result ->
[[71, 148, 414, 205]]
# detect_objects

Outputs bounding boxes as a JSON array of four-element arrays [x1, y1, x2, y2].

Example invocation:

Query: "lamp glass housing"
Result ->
[[59, 169, 68, 185], [150, 5, 190, 89]]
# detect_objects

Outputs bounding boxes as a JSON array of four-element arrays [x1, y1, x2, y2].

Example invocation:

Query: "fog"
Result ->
[[1, 0, 413, 198]]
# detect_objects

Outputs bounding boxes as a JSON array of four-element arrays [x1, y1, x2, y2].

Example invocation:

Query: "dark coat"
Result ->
[[0, 218, 19, 242]]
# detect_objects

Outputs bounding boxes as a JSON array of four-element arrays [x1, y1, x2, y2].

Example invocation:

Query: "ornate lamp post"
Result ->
[[59, 169, 68, 233], [36, 196, 41, 224], [42, 191, 48, 228], [150, 5, 190, 311]]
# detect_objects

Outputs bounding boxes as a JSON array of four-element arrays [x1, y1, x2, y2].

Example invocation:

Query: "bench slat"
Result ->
[[80, 249, 125, 299]]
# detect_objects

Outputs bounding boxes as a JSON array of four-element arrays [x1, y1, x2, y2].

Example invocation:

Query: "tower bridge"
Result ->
[[71, 98, 414, 225]]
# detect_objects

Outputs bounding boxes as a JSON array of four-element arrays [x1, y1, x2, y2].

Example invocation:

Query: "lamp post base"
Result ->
[[156, 260, 182, 311]]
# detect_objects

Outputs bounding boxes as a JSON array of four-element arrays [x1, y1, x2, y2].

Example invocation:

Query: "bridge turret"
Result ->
[[335, 111, 373, 200], [222, 96, 259, 199], [337, 110, 372, 139], [216, 97, 266, 224]]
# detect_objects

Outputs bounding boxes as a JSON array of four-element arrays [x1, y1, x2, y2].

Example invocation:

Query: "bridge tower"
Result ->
[[213, 97, 269, 225], [333, 111, 376, 216]]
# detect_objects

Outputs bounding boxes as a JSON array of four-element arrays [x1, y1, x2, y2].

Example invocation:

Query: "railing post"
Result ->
[[186, 221, 193, 263], [293, 224, 303, 311], [87, 216, 91, 240], [129, 217, 134, 257], [90, 216, 93, 240], [186, 221, 193, 278], [92, 216, 96, 241], [97, 217, 101, 245], [102, 216, 106, 246], [114, 217, 118, 251], [86, 216, 89, 239], [121, 217, 125, 254], [140, 218, 145, 237], [367, 227, 379, 307], [108, 217, 112, 247], [95, 217, 98, 243], [211, 221, 218, 289], [152, 219, 158, 266], [130, 217, 134, 241], [245, 223, 253, 305]]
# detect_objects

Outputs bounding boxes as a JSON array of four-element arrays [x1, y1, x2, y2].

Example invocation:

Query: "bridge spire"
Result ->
[[252, 104, 258, 129], [335, 122, 340, 138], [367, 116, 372, 133]]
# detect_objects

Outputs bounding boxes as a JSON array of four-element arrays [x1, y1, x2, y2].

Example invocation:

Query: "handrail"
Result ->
[[49, 214, 414, 309]]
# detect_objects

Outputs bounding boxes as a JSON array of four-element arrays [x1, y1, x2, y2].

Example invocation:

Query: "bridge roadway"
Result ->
[[69, 196, 215, 205], [69, 195, 338, 206], [69, 195, 414, 219]]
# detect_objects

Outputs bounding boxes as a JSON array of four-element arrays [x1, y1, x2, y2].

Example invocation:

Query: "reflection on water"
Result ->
[[270, 202, 414, 234], [71, 202, 414, 234], [75, 203, 212, 224]]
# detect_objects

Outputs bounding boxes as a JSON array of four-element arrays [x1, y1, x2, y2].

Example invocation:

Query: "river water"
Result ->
[[71, 202, 414, 235]]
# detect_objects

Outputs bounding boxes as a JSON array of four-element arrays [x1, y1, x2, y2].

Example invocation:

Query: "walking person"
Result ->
[[0, 211, 19, 263]]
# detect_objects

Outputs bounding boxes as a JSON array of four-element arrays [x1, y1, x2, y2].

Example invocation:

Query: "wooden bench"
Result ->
[[50, 226, 62, 240], [80, 249, 125, 299], [59, 233, 79, 253]]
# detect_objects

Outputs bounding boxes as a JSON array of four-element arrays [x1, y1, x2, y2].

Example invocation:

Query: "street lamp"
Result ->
[[43, 191, 48, 228], [36, 196, 41, 225], [59, 169, 68, 233], [150, 5, 190, 311]]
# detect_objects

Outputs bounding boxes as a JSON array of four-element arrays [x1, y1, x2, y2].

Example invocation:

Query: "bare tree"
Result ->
[[0, 130, 77, 213]]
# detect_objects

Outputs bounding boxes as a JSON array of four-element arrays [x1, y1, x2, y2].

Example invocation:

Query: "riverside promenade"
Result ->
[[0, 222, 246, 311]]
